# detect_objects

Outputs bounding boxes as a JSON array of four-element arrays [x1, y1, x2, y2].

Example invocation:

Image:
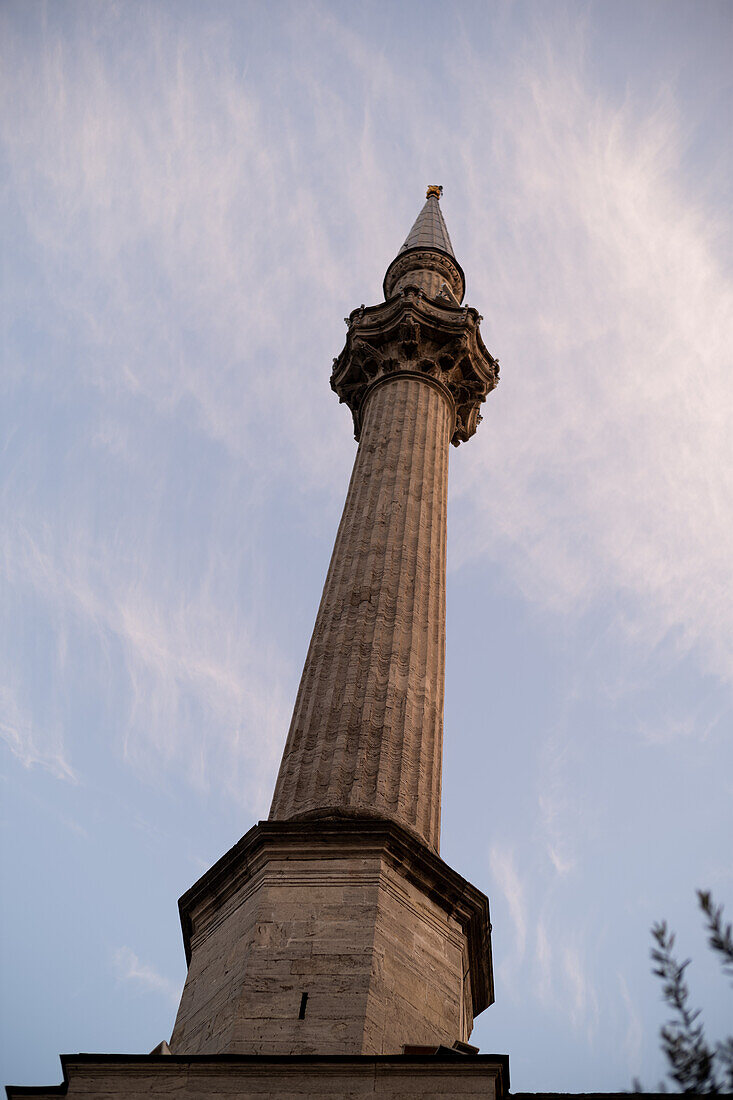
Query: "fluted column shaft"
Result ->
[[270, 374, 452, 852]]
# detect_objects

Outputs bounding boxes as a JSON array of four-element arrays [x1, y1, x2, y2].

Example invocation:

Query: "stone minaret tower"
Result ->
[[170, 186, 499, 1057], [9, 190, 647, 1100]]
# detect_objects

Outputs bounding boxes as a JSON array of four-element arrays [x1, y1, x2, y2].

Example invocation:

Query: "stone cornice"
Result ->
[[176, 814, 495, 1016], [332, 287, 499, 447]]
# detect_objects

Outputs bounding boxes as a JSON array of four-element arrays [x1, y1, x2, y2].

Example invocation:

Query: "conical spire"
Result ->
[[400, 185, 455, 256], [383, 186, 465, 304]]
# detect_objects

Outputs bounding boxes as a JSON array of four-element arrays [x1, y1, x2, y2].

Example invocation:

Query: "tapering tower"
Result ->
[[169, 187, 499, 1059], [269, 185, 495, 850]]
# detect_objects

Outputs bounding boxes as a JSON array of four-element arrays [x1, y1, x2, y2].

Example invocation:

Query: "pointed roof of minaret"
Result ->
[[399, 185, 455, 256], [383, 185, 465, 303]]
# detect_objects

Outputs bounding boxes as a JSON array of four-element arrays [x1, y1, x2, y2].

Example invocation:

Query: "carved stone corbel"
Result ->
[[399, 316, 421, 359]]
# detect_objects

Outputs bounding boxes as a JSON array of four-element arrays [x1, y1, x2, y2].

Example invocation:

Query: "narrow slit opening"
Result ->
[[298, 991, 308, 1019]]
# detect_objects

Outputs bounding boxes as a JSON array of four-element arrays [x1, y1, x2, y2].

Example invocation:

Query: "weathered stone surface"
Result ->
[[270, 374, 454, 851], [169, 198, 501, 1063], [270, 261, 498, 858], [334, 289, 498, 448], [383, 246, 465, 303], [6, 1053, 509, 1099], [169, 819, 493, 1057]]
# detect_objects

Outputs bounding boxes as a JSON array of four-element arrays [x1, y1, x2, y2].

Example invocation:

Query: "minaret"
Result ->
[[269, 185, 492, 851], [169, 187, 499, 1057]]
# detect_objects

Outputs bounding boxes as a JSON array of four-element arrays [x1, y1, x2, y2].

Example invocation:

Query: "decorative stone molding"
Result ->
[[384, 246, 465, 303], [332, 290, 499, 447]]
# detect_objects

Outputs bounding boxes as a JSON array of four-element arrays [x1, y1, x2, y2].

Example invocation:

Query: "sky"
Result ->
[[1, 0, 731, 1091]]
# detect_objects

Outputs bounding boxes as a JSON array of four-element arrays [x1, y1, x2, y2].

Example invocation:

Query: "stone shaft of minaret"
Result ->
[[168, 189, 499, 1057], [270, 373, 451, 850], [269, 186, 497, 852]]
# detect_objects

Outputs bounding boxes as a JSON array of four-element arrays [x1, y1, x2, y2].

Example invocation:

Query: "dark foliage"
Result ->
[[646, 891, 732, 1093]]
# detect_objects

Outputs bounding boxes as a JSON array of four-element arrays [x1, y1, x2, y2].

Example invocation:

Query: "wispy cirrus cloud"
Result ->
[[1, 1, 729, 822], [537, 728, 579, 879], [488, 839, 601, 1035], [112, 946, 181, 1004], [0, 1, 408, 486], [563, 943, 599, 1039], [0, 5, 438, 817], [2, 517, 291, 810], [448, 17, 733, 688], [0, 681, 77, 782], [619, 973, 643, 1078], [490, 842, 528, 960]]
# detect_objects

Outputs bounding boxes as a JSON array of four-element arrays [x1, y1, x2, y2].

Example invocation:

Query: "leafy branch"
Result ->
[[698, 891, 733, 986], [648, 892, 733, 1093]]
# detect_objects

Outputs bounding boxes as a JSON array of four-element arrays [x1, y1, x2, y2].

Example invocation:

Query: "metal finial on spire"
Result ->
[[426, 184, 443, 199]]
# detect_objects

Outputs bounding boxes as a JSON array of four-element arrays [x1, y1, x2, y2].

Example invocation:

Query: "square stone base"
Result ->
[[171, 817, 493, 1056], [6, 1052, 510, 1099]]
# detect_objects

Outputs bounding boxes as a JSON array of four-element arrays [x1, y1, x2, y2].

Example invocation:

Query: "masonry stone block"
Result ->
[[169, 818, 493, 1057]]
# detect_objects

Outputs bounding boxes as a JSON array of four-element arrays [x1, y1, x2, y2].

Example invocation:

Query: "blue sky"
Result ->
[[1, 0, 731, 1090]]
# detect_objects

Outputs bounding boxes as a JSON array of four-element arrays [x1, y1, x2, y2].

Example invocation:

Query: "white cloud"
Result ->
[[537, 727, 580, 878], [490, 842, 528, 960], [489, 842, 600, 1036], [0, 682, 77, 783], [635, 709, 719, 747], [563, 943, 598, 1039], [112, 946, 181, 1004], [1, 1, 729, 730], [448, 20, 733, 688], [0, 2, 467, 815], [619, 973, 643, 1078], [0, 3, 405, 492], [535, 918, 553, 1007], [2, 519, 291, 812]]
